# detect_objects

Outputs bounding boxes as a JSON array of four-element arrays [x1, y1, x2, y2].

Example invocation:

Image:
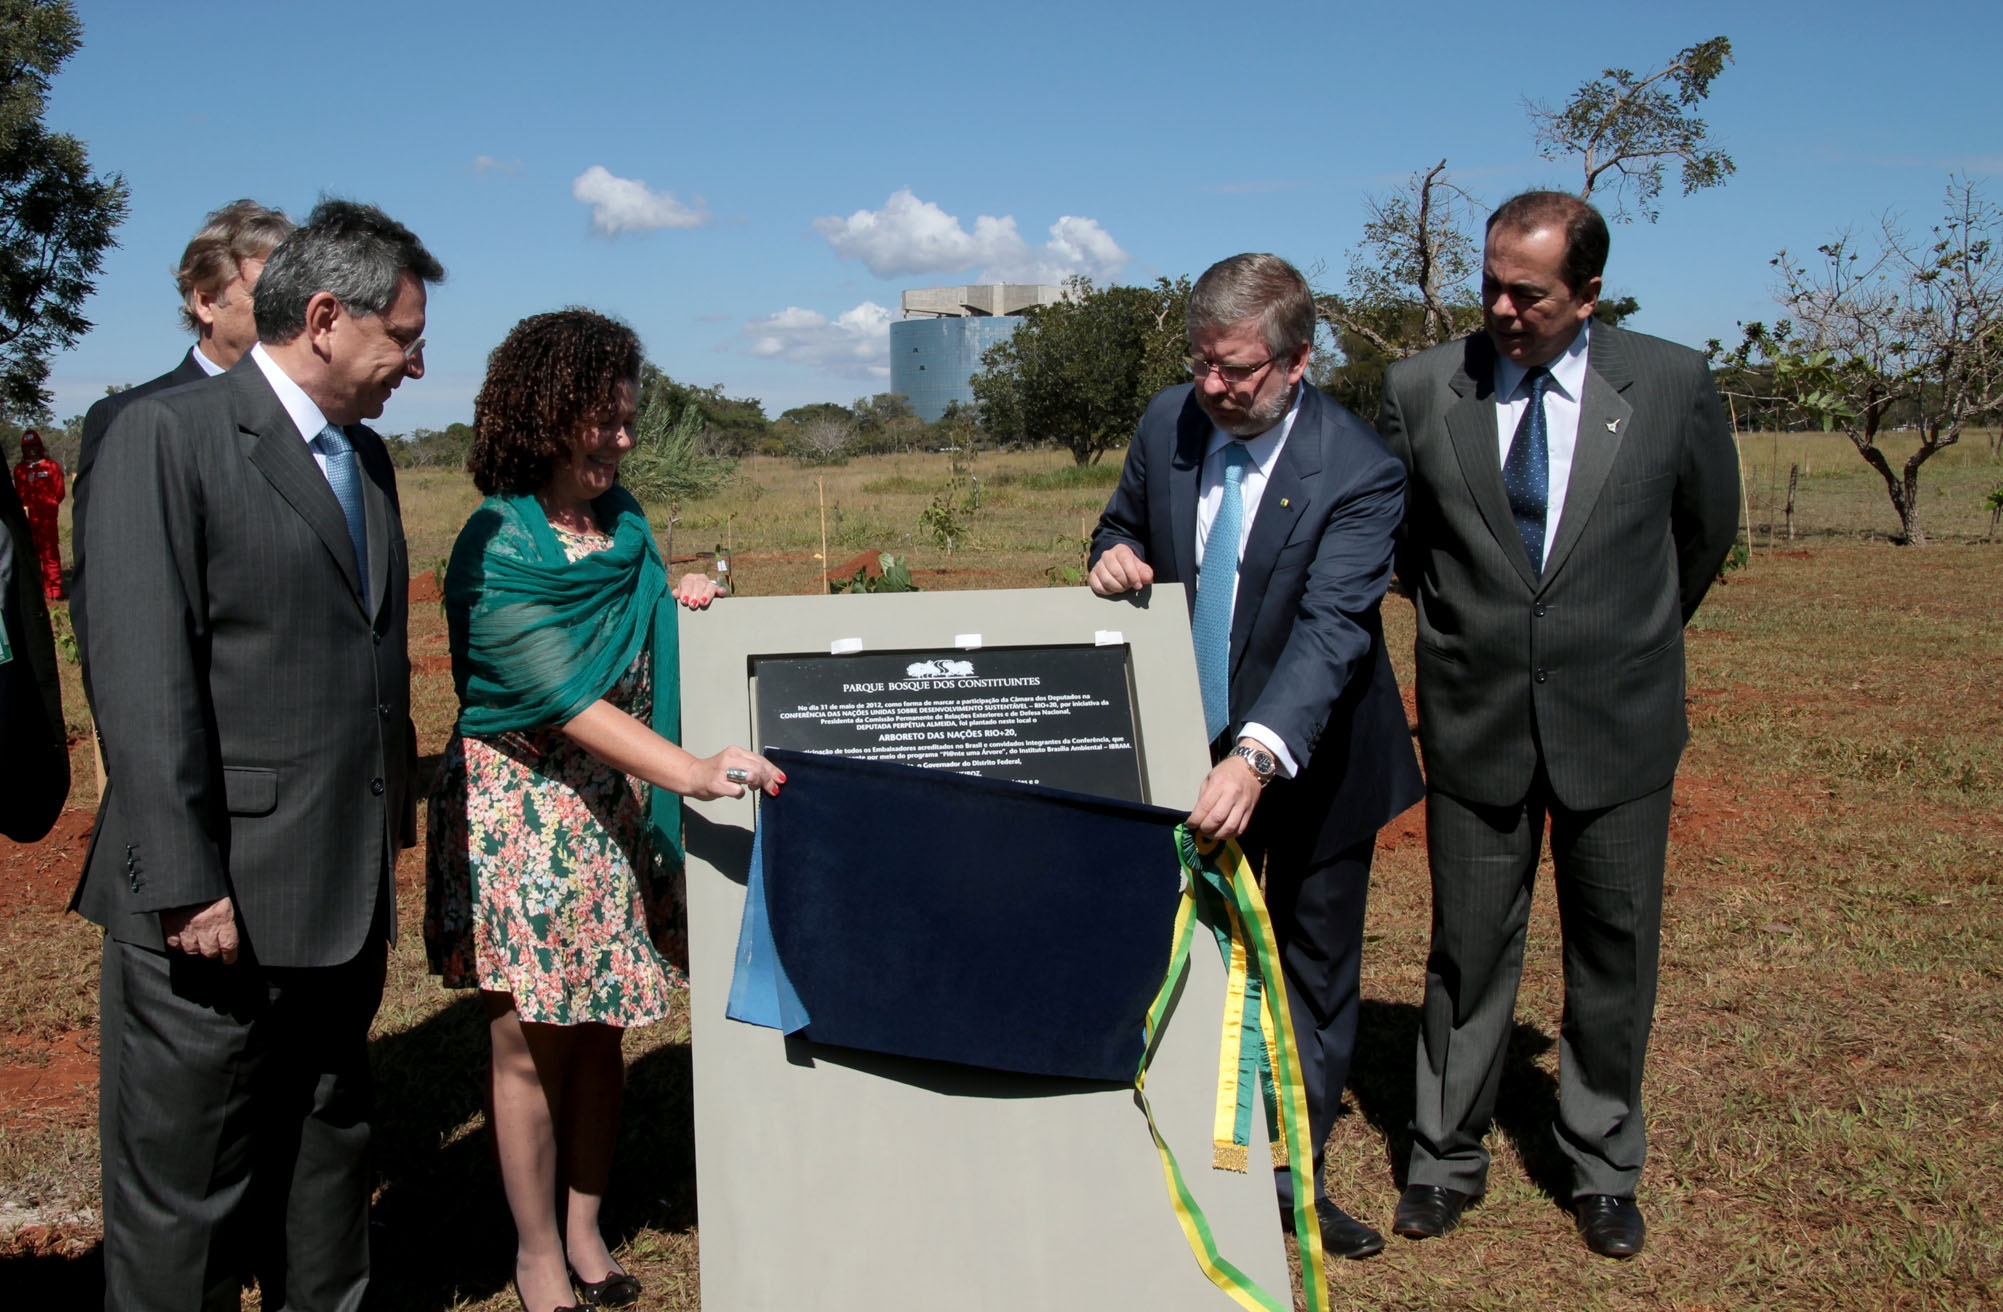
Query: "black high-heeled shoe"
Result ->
[[568, 1264, 642, 1309], [513, 1275, 588, 1312]]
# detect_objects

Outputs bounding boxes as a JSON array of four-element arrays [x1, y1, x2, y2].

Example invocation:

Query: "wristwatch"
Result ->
[[1229, 743, 1277, 786]]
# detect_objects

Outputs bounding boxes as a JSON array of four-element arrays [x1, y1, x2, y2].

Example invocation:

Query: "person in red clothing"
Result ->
[[12, 430, 66, 600]]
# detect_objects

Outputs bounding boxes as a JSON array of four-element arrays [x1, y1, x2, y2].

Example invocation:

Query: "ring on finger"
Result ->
[[725, 767, 751, 784]]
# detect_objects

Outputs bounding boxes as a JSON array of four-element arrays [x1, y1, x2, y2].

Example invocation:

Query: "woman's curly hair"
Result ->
[[467, 308, 643, 495]]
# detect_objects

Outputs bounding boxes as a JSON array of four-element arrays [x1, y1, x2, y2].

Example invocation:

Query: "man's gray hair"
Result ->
[[1186, 253, 1316, 356], [174, 200, 293, 334], [254, 199, 446, 344]]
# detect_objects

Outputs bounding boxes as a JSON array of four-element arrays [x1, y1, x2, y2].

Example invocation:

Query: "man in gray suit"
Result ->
[[75, 200, 441, 1311], [71, 200, 293, 664], [1376, 192, 1739, 1258]]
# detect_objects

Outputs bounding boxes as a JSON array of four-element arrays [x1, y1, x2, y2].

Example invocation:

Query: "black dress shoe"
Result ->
[[1392, 1183, 1475, 1239], [1314, 1201, 1385, 1259], [1575, 1194, 1645, 1258], [568, 1264, 642, 1308]]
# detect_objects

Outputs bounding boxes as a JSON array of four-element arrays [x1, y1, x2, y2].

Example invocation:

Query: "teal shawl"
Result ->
[[445, 487, 682, 866]]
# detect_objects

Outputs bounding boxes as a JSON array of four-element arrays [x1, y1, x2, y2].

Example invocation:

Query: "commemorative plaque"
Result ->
[[751, 645, 1144, 801], [678, 587, 1286, 1311]]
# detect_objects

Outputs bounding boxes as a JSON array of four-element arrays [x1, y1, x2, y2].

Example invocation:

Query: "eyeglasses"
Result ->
[[395, 335, 426, 362], [1185, 351, 1280, 384]]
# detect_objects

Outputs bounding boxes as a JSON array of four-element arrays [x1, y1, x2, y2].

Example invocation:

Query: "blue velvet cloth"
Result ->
[[727, 748, 1187, 1082]]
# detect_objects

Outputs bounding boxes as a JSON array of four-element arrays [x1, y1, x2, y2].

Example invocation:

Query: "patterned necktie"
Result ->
[[1192, 442, 1251, 743], [1503, 366, 1551, 574], [314, 425, 369, 604]]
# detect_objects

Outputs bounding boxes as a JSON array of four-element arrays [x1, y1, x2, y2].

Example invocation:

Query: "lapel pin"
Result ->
[[1607, 419, 1621, 433], [1279, 497, 1290, 508]]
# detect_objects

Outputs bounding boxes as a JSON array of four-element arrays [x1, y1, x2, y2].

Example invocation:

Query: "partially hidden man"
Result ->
[[74, 200, 442, 1312], [1377, 191, 1740, 1258], [71, 199, 293, 668], [1090, 253, 1424, 1260]]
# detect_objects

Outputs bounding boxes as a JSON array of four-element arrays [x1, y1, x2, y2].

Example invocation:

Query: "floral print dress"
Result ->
[[424, 525, 688, 1027]]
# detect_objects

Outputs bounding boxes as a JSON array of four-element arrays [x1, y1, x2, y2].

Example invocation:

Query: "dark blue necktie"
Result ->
[[314, 425, 369, 605], [1503, 367, 1551, 574]]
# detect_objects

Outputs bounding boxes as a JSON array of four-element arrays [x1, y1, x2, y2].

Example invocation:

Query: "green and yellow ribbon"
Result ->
[[1135, 828, 1329, 1312]]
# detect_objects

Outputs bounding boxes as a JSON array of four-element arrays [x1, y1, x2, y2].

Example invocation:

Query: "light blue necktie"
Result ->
[[1503, 367, 1551, 574], [314, 425, 369, 605], [1192, 441, 1250, 743]]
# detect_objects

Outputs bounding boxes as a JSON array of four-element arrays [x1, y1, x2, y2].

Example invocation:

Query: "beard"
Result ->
[[1196, 379, 1295, 437]]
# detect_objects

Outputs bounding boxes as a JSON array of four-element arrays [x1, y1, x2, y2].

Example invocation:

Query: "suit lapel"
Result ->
[[1444, 338, 1541, 591], [1232, 388, 1316, 668], [1168, 393, 1207, 586], [1542, 327, 1636, 585], [356, 429, 393, 621], [234, 366, 368, 609]]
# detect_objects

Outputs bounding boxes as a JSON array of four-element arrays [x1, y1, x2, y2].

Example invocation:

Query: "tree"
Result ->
[[971, 275, 1190, 466], [1737, 177, 2003, 545], [623, 371, 733, 506], [0, 0, 129, 420], [794, 415, 854, 465], [637, 363, 769, 457], [1529, 36, 1736, 223], [849, 391, 922, 454], [1314, 161, 1486, 416]]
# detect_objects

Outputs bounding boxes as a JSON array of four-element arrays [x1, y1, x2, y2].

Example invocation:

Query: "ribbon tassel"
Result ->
[[1136, 829, 1328, 1312]]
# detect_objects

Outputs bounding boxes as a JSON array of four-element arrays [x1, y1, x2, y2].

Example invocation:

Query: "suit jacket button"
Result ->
[[1534, 603, 1547, 618], [378, 703, 391, 717], [372, 632, 382, 646], [370, 777, 386, 795], [1535, 668, 1548, 684]]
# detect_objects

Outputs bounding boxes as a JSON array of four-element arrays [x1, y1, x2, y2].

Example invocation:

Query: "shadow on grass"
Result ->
[[0, 1247, 102, 1302], [0, 995, 701, 1309], [1345, 999, 1571, 1205], [365, 996, 699, 1310]]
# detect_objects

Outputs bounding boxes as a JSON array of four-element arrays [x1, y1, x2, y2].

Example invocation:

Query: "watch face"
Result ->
[[1235, 745, 1275, 777]]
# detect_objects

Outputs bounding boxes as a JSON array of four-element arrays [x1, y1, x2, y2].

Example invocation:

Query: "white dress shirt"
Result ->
[[1193, 386, 1304, 776], [190, 345, 226, 378], [1492, 319, 1590, 564], [249, 342, 336, 479]]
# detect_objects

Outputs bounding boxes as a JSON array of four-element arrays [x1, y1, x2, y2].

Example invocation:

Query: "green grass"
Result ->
[[7, 441, 2002, 1310]]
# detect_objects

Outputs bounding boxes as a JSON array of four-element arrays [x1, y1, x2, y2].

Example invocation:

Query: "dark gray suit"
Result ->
[[1378, 323, 1739, 1200], [70, 346, 209, 674], [74, 356, 416, 1311], [1095, 382, 1424, 1207]]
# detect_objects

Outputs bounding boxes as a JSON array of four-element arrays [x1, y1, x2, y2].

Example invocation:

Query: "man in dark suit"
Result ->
[[71, 200, 292, 667], [75, 199, 441, 1311], [1091, 253, 1425, 1259], [1376, 192, 1739, 1258]]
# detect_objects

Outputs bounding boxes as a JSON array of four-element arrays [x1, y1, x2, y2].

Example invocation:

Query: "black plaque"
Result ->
[[752, 646, 1144, 801]]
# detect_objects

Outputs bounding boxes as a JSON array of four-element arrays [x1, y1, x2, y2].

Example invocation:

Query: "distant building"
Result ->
[[890, 284, 1068, 423]]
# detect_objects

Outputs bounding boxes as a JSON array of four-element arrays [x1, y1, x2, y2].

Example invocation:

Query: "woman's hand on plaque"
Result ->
[[695, 747, 784, 800], [674, 572, 723, 609]]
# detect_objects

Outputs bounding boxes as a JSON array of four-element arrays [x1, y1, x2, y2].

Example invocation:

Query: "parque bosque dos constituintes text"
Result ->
[[752, 647, 1146, 799]]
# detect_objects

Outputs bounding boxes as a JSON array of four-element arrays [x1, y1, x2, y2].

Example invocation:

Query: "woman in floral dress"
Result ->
[[425, 310, 783, 1312]]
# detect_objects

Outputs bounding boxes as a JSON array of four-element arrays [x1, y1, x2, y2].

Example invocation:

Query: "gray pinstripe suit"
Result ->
[[1377, 323, 1739, 1200], [74, 357, 415, 1311]]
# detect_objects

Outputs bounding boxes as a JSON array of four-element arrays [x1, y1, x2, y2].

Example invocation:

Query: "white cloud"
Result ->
[[813, 188, 1127, 283], [741, 302, 893, 379], [571, 165, 710, 235], [468, 155, 523, 176]]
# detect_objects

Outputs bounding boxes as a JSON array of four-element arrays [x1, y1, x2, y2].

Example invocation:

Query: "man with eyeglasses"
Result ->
[[1090, 252, 1423, 1259], [75, 199, 442, 1311]]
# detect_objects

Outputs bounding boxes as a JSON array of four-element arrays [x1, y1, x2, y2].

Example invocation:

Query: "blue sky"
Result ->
[[44, 0, 2003, 433]]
